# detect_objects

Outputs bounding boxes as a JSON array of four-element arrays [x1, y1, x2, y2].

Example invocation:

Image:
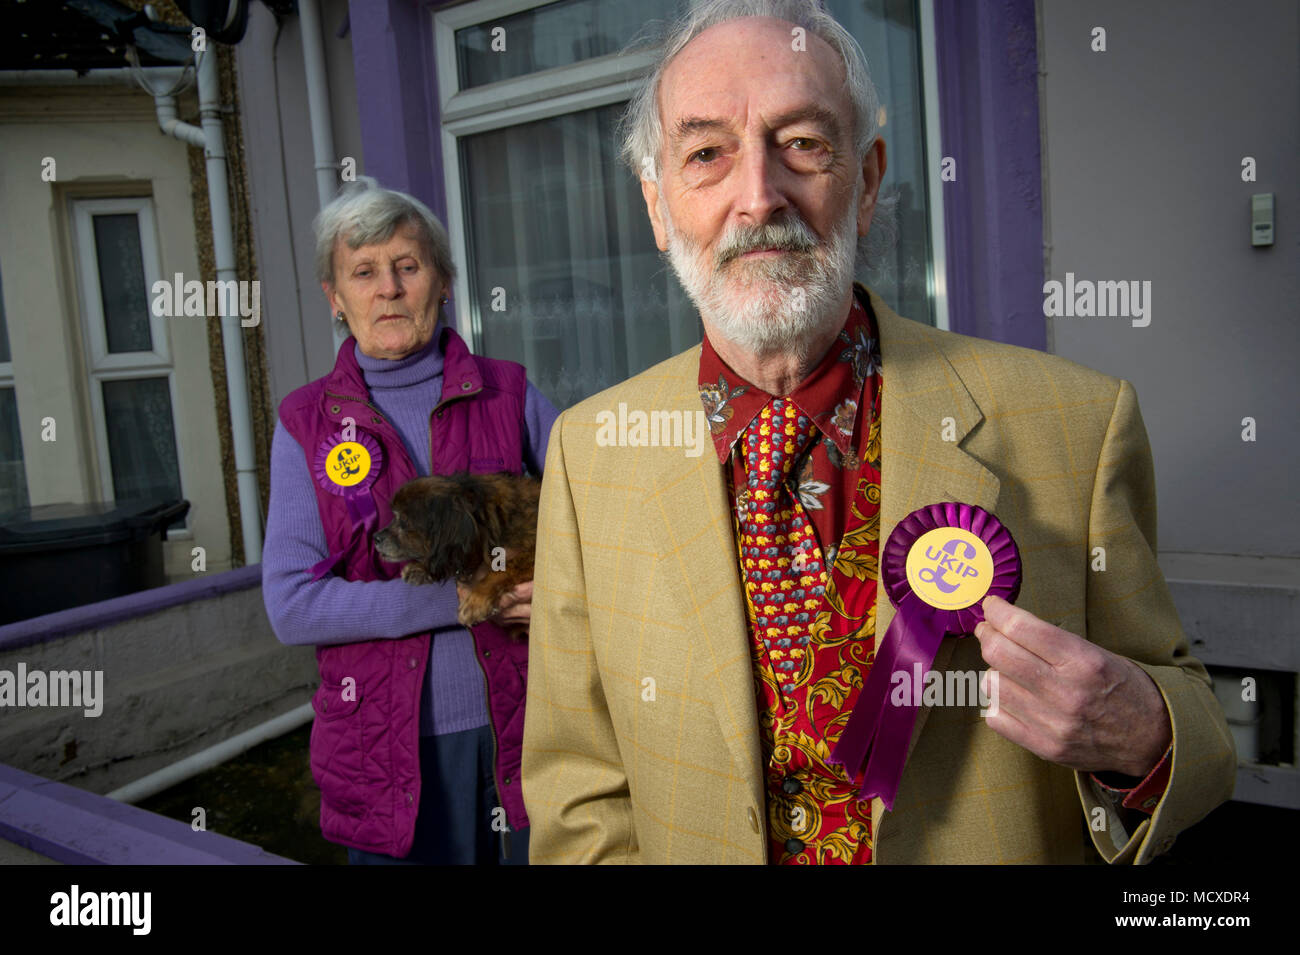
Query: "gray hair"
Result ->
[[619, 0, 899, 273], [313, 176, 458, 287]]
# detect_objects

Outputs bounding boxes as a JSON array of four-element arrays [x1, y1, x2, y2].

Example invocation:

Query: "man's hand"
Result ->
[[973, 594, 1171, 778]]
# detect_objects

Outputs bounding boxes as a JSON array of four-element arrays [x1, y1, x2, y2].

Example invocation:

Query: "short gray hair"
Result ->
[[619, 0, 882, 180], [619, 0, 899, 273], [313, 176, 457, 287]]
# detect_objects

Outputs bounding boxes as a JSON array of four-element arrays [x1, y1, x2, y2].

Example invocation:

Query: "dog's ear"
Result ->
[[474, 474, 512, 558], [419, 490, 482, 577]]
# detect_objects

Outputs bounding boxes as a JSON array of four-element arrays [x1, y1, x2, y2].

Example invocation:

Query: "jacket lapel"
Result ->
[[866, 290, 1002, 836]]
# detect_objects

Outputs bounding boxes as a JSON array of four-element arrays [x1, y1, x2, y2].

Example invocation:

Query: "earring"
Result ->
[[439, 296, 448, 305], [335, 310, 346, 322]]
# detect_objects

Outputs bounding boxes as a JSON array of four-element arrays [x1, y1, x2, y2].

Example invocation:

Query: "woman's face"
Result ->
[[323, 223, 447, 360]]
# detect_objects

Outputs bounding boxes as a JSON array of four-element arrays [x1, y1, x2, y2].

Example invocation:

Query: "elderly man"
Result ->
[[522, 0, 1234, 864]]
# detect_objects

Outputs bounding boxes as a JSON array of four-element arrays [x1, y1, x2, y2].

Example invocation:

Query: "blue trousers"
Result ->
[[345, 725, 529, 865]]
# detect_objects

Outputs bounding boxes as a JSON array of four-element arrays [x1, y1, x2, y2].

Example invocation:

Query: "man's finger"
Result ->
[[980, 595, 1074, 667], [984, 667, 1067, 737], [973, 620, 1055, 692], [982, 697, 1043, 755]]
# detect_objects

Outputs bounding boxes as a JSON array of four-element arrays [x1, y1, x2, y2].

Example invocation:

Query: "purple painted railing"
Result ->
[[0, 565, 262, 651], [0, 763, 299, 864]]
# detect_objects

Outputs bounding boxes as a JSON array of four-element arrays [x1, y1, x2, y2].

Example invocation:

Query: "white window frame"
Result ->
[[0, 263, 20, 508], [917, 0, 951, 331], [72, 197, 171, 370], [70, 196, 189, 533], [434, 0, 656, 353]]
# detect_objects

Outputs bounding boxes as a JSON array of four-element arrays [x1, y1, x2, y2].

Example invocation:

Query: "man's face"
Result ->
[[642, 16, 884, 358]]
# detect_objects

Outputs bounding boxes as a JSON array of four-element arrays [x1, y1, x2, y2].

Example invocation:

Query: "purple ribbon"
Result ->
[[829, 502, 1021, 809], [308, 428, 384, 580]]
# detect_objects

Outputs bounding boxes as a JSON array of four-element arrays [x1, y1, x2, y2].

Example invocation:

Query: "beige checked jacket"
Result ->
[[522, 287, 1235, 864]]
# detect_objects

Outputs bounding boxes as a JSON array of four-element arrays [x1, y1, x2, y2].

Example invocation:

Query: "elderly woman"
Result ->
[[262, 177, 557, 865]]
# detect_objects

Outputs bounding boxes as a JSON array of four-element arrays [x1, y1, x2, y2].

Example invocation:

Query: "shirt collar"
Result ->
[[697, 284, 880, 464]]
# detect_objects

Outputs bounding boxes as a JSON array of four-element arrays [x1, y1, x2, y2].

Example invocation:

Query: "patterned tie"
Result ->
[[738, 398, 829, 697]]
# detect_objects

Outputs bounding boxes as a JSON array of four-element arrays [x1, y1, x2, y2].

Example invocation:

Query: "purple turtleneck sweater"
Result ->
[[262, 330, 558, 736]]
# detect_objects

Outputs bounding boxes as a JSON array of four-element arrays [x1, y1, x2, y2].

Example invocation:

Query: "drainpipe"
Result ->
[[148, 54, 264, 564], [107, 702, 314, 804], [296, 0, 346, 351], [191, 49, 263, 564]]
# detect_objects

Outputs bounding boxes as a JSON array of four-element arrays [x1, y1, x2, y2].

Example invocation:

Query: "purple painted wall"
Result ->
[[933, 0, 1046, 350], [348, 0, 456, 326]]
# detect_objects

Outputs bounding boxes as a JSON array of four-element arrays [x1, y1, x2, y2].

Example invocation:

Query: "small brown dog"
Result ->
[[373, 472, 540, 633]]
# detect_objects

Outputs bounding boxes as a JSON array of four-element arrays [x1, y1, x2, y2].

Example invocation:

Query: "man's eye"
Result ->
[[789, 138, 819, 151], [688, 147, 719, 164]]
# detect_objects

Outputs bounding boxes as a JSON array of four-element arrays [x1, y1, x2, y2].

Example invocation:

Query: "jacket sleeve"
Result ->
[[522, 412, 640, 863], [1075, 378, 1236, 863]]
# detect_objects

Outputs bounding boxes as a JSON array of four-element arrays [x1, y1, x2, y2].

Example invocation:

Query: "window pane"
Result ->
[[461, 103, 701, 410], [0, 260, 10, 364], [92, 213, 154, 353], [827, 0, 934, 325], [0, 387, 27, 514], [456, 0, 682, 89], [102, 377, 182, 520]]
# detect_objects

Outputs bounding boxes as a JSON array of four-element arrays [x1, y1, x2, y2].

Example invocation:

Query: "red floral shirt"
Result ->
[[698, 286, 1170, 865], [700, 290, 882, 864]]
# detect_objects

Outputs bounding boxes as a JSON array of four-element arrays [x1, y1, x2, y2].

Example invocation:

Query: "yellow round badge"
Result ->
[[325, 441, 372, 488], [904, 527, 996, 610]]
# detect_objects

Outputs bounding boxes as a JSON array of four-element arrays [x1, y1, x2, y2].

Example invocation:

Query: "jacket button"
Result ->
[[747, 807, 761, 833], [461, 380, 472, 391], [483, 649, 491, 657], [406, 792, 414, 805], [785, 837, 805, 854], [782, 776, 802, 795], [437, 410, 444, 418], [371, 416, 382, 424], [330, 404, 341, 414], [407, 657, 418, 669], [504, 776, 511, 785]]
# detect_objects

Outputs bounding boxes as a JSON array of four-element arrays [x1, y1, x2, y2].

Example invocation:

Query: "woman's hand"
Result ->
[[488, 581, 533, 631], [455, 564, 533, 632]]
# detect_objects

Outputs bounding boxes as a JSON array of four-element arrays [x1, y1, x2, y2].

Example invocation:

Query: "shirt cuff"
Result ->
[[1089, 744, 1172, 814]]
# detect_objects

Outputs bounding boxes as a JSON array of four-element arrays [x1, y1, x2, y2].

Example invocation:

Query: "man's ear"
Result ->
[[641, 174, 670, 252], [857, 137, 888, 238]]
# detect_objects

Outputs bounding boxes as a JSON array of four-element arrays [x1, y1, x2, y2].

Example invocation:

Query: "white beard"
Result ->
[[662, 195, 860, 361]]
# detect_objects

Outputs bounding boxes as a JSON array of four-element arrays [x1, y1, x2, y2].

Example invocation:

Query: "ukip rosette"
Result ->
[[308, 427, 385, 580], [829, 501, 1022, 809]]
